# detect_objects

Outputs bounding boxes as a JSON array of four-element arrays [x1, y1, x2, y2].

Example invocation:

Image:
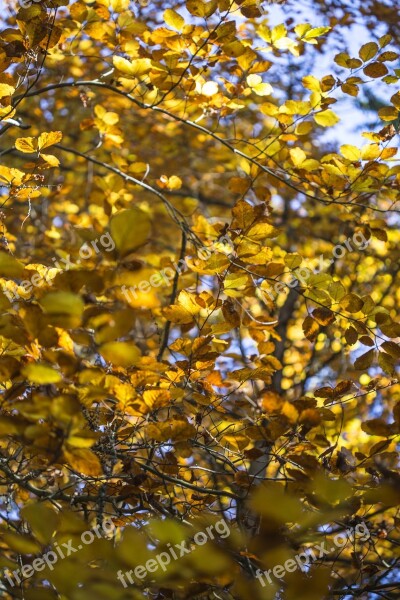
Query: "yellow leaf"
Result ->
[[63, 447, 102, 476], [186, 253, 229, 275], [295, 121, 313, 135], [110, 0, 130, 11], [381, 147, 397, 159], [67, 434, 98, 448], [0, 83, 15, 97], [302, 75, 321, 92], [340, 144, 361, 161], [246, 74, 262, 87], [143, 389, 171, 409], [99, 342, 141, 367], [282, 100, 311, 115], [294, 23, 312, 38], [22, 363, 62, 384], [37, 131, 63, 150], [110, 208, 151, 256], [361, 144, 380, 160], [262, 391, 283, 412], [251, 82, 273, 96], [0, 166, 25, 186], [290, 147, 306, 166], [113, 56, 152, 77], [246, 222, 276, 240], [113, 269, 161, 308], [281, 401, 299, 423], [15, 137, 37, 153], [164, 8, 185, 31], [40, 153, 60, 167], [314, 110, 340, 127], [224, 272, 249, 290], [271, 23, 287, 43], [167, 175, 182, 190], [103, 111, 119, 125], [177, 290, 201, 315], [163, 305, 194, 324], [113, 55, 133, 75], [302, 26, 330, 41], [273, 36, 299, 55]]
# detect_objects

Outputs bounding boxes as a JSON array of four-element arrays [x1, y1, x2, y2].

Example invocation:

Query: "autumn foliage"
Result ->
[[0, 0, 399, 598]]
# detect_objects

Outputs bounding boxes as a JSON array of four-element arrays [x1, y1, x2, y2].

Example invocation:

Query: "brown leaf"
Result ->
[[303, 316, 319, 341], [354, 349, 375, 370], [363, 62, 388, 78]]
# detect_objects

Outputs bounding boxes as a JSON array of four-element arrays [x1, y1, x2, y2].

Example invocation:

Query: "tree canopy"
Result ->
[[0, 1, 399, 599]]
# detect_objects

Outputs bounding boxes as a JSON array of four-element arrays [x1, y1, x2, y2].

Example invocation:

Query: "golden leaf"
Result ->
[[22, 363, 62, 384], [15, 136, 37, 153]]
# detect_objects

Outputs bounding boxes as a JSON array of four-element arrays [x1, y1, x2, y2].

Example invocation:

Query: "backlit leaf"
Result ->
[[22, 363, 62, 384], [314, 110, 340, 127], [15, 137, 37, 153], [110, 208, 151, 256], [99, 341, 141, 367]]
